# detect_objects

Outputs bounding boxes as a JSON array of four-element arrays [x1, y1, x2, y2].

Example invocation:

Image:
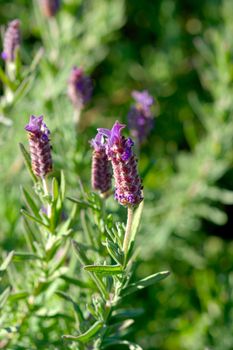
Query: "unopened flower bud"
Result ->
[[68, 67, 93, 110], [90, 133, 112, 196], [25, 115, 52, 178], [1, 19, 20, 62], [98, 121, 143, 207]]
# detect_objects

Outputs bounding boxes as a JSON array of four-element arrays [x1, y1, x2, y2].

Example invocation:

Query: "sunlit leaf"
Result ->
[[120, 271, 170, 297], [62, 320, 104, 343]]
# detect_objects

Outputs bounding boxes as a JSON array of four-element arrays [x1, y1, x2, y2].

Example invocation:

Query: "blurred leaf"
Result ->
[[0, 287, 11, 309], [13, 75, 36, 104], [103, 339, 143, 349], [60, 170, 66, 201], [19, 143, 37, 183], [0, 326, 19, 337], [0, 66, 15, 90], [67, 196, 96, 210], [111, 308, 144, 322], [193, 204, 227, 225], [13, 252, 41, 262], [21, 187, 39, 218], [72, 240, 90, 265], [56, 291, 84, 321], [21, 209, 50, 229], [52, 177, 59, 202], [8, 291, 29, 302], [0, 251, 14, 279], [60, 275, 90, 289]]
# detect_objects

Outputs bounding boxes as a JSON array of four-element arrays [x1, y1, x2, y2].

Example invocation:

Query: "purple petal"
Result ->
[[90, 132, 105, 151], [109, 121, 126, 146], [97, 128, 111, 138]]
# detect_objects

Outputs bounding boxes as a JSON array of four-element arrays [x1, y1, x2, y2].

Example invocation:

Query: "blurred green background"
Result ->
[[1, 0, 233, 349]]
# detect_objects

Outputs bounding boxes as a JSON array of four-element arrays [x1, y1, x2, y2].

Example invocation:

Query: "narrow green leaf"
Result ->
[[84, 264, 123, 275], [13, 75, 35, 104], [120, 271, 170, 297], [130, 199, 144, 245], [103, 239, 124, 265], [22, 187, 39, 218], [0, 251, 14, 278], [72, 240, 90, 265], [19, 143, 37, 183], [56, 291, 84, 321], [60, 275, 90, 289], [103, 340, 143, 349], [112, 308, 144, 322], [8, 291, 29, 302], [22, 218, 38, 250], [24, 47, 44, 77], [13, 252, 40, 262], [72, 241, 108, 299], [67, 197, 95, 210], [0, 66, 15, 89], [107, 319, 134, 334], [52, 177, 59, 202], [0, 287, 11, 309], [62, 320, 103, 343], [21, 209, 50, 229], [60, 170, 65, 201]]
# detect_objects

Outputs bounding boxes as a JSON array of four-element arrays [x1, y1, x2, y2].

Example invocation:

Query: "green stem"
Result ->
[[123, 206, 134, 256], [73, 108, 81, 128], [42, 177, 51, 218]]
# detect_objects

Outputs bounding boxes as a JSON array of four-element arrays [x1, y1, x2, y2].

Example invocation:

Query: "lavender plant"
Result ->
[[40, 0, 60, 18], [68, 66, 93, 125], [0, 19, 42, 125], [0, 115, 169, 349], [128, 90, 155, 146], [0, 115, 75, 348], [62, 121, 169, 349]]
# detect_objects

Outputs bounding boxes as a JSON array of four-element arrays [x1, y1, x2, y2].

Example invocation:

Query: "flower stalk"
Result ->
[[123, 206, 134, 256]]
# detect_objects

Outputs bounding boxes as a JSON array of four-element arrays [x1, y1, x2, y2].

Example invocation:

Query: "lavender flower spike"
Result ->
[[1, 19, 20, 62], [40, 0, 60, 17], [25, 116, 52, 178], [128, 90, 155, 145], [98, 121, 143, 207], [90, 133, 112, 196], [68, 66, 93, 110]]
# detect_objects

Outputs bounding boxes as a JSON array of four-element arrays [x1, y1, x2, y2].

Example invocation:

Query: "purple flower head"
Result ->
[[132, 90, 154, 114], [128, 90, 155, 145], [90, 132, 112, 195], [1, 19, 20, 62], [25, 115, 50, 141], [40, 0, 60, 17], [68, 66, 93, 110], [25, 115, 52, 178], [98, 121, 143, 207]]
